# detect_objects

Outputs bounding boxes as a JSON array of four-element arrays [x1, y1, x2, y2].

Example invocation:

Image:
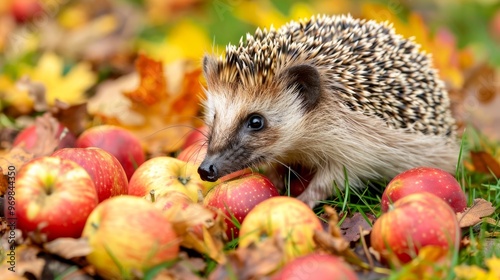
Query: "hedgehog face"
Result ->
[[198, 58, 322, 182]]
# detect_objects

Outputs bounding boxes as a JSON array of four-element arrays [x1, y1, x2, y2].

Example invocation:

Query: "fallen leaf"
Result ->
[[340, 212, 375, 243], [0, 146, 35, 177], [390, 246, 451, 280], [470, 151, 500, 177], [89, 55, 204, 154], [209, 235, 286, 280], [44, 238, 93, 259], [457, 198, 496, 228], [154, 192, 227, 263], [21, 52, 97, 106], [314, 206, 367, 269], [455, 256, 500, 280], [50, 100, 88, 136], [0, 244, 44, 279]]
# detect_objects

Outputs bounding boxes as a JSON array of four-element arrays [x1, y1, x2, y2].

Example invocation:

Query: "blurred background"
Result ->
[[0, 0, 499, 152]]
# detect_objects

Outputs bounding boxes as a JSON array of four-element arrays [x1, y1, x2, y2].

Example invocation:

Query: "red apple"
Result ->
[[14, 156, 98, 241], [182, 126, 208, 150], [239, 196, 323, 264], [371, 192, 460, 264], [52, 147, 128, 202], [128, 157, 206, 202], [14, 122, 76, 150], [272, 253, 358, 280], [203, 173, 279, 240], [177, 141, 207, 165], [10, 0, 43, 23], [82, 195, 179, 279], [381, 167, 467, 213], [76, 125, 145, 180], [283, 164, 315, 197]]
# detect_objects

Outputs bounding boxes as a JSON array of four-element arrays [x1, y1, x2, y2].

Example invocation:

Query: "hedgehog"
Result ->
[[197, 14, 459, 208]]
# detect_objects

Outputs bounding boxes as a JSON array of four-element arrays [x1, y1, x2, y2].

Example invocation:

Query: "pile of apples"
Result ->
[[10, 123, 347, 278], [370, 166, 466, 265], [9, 122, 467, 279]]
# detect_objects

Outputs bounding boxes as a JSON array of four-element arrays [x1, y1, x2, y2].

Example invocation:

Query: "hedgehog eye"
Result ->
[[246, 114, 265, 131]]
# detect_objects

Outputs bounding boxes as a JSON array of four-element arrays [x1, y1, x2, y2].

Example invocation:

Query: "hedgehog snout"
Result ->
[[198, 159, 219, 182]]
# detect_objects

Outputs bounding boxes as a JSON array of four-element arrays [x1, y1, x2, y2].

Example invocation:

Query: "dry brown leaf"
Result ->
[[154, 192, 226, 263], [340, 212, 375, 243], [16, 76, 48, 112], [153, 252, 205, 280], [0, 146, 35, 177], [44, 238, 93, 259], [89, 55, 203, 154], [0, 244, 44, 279], [209, 235, 286, 280], [315, 206, 368, 270], [470, 151, 500, 177], [50, 99, 88, 136], [457, 198, 496, 228]]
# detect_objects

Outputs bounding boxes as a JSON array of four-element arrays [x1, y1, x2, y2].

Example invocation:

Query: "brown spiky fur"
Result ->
[[199, 14, 459, 208]]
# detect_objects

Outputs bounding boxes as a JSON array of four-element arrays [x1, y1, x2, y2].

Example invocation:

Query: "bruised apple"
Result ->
[[15, 157, 98, 241], [371, 192, 460, 264], [272, 253, 358, 280], [203, 173, 279, 240], [76, 125, 145, 180], [239, 196, 323, 264], [52, 147, 128, 202], [82, 196, 179, 279], [128, 157, 206, 202], [381, 167, 467, 213]]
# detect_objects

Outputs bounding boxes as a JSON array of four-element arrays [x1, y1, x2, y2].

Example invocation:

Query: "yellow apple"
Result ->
[[239, 196, 323, 264], [82, 196, 179, 279]]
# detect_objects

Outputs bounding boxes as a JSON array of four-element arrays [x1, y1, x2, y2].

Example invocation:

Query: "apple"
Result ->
[[203, 173, 279, 240], [177, 141, 207, 165], [10, 0, 43, 23], [14, 156, 98, 241], [14, 122, 76, 151], [128, 157, 206, 202], [381, 166, 467, 213], [76, 125, 145, 180], [282, 164, 315, 197], [371, 192, 460, 264], [52, 147, 128, 202], [239, 196, 323, 264], [272, 253, 358, 280], [82, 195, 179, 279], [182, 126, 208, 150]]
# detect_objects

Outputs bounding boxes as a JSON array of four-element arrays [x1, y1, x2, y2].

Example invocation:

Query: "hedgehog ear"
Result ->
[[284, 64, 321, 111]]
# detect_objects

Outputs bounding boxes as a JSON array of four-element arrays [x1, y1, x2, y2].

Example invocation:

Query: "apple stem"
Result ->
[[149, 190, 156, 202]]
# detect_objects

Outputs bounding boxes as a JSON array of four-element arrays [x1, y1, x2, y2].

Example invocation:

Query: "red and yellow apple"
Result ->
[[52, 147, 128, 202], [239, 196, 323, 264], [15, 156, 98, 241], [82, 195, 179, 279], [272, 253, 358, 280], [371, 192, 460, 264], [381, 166, 467, 213], [181, 126, 208, 150], [76, 125, 145, 180], [203, 173, 279, 240], [128, 157, 206, 202], [14, 122, 76, 151], [177, 141, 207, 165]]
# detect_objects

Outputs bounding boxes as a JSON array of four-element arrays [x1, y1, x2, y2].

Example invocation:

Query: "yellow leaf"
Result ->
[[0, 75, 33, 114], [23, 52, 96, 106], [138, 20, 211, 64]]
